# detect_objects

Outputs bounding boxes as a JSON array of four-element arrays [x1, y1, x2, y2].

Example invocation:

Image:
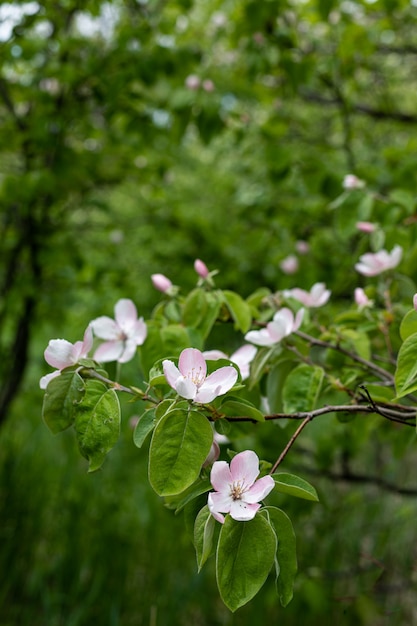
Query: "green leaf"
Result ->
[[222, 290, 252, 333], [198, 290, 222, 340], [182, 288, 207, 327], [194, 505, 216, 572], [395, 332, 417, 398], [400, 309, 417, 341], [219, 396, 265, 422], [164, 477, 211, 513], [42, 370, 85, 434], [262, 507, 297, 607], [133, 408, 156, 448], [283, 364, 324, 413], [266, 359, 297, 413], [73, 381, 121, 472], [271, 473, 319, 502], [149, 408, 213, 496], [160, 324, 192, 356], [216, 514, 277, 612]]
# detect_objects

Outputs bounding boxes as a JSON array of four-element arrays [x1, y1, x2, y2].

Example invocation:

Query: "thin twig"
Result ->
[[269, 415, 313, 474]]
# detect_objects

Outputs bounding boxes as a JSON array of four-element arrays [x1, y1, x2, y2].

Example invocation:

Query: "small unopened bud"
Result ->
[[279, 255, 299, 275], [356, 221, 376, 233], [185, 74, 200, 90], [151, 273, 173, 293], [343, 174, 365, 190], [194, 259, 209, 279]]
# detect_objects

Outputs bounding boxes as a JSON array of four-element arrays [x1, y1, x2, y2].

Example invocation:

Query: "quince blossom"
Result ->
[[355, 245, 402, 277], [202, 344, 257, 380], [163, 348, 237, 403], [208, 450, 275, 523], [245, 308, 304, 347], [91, 299, 147, 363], [343, 174, 365, 190], [40, 325, 93, 389], [283, 282, 331, 308]]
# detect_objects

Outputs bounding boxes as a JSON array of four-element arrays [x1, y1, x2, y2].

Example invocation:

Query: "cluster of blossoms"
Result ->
[[40, 298, 147, 389], [41, 242, 407, 525]]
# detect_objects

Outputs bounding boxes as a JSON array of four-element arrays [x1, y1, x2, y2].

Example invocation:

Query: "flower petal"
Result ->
[[229, 450, 260, 486], [178, 348, 207, 380], [115, 298, 138, 334], [243, 475, 275, 504], [163, 359, 182, 389], [118, 339, 137, 363], [208, 493, 226, 524], [229, 500, 260, 521], [175, 376, 197, 400], [245, 328, 275, 347], [39, 370, 60, 390], [93, 340, 124, 362], [202, 349, 228, 360], [44, 339, 75, 369], [201, 366, 237, 397], [91, 316, 120, 340], [130, 318, 147, 345], [210, 459, 233, 492]]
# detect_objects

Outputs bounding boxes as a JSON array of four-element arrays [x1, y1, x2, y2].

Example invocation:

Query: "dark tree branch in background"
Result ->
[[300, 89, 417, 124]]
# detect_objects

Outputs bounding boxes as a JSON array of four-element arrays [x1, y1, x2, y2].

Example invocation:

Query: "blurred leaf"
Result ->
[[262, 507, 297, 607], [222, 290, 252, 333], [219, 396, 265, 422], [395, 332, 417, 399], [283, 364, 324, 413]]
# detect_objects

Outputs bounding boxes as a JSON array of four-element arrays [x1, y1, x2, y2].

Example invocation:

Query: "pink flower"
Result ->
[[40, 326, 93, 389], [151, 273, 173, 294], [245, 308, 304, 347], [203, 344, 257, 380], [356, 221, 376, 233], [91, 299, 147, 363], [354, 287, 373, 309], [194, 258, 210, 279], [207, 450, 275, 523], [283, 282, 331, 308], [279, 254, 299, 275], [163, 348, 237, 403], [355, 245, 402, 277], [414, 294, 417, 311], [343, 174, 365, 190]]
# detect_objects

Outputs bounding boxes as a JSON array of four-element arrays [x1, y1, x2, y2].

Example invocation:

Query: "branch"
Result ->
[[295, 330, 394, 382], [300, 89, 417, 124], [269, 415, 312, 473]]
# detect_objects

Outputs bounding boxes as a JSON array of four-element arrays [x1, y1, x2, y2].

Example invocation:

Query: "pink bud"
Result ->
[[194, 259, 209, 278], [202, 79, 215, 92], [295, 240, 310, 255], [279, 254, 299, 275], [356, 221, 376, 233], [413, 294, 417, 311], [151, 273, 173, 293]]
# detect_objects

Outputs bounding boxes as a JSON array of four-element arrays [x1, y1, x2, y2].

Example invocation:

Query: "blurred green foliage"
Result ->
[[2, 0, 417, 623]]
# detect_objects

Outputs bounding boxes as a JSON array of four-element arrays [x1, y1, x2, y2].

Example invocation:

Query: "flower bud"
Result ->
[[151, 273, 173, 293], [194, 259, 209, 278]]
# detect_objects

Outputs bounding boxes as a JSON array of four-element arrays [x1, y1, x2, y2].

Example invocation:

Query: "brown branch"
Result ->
[[295, 330, 394, 382], [269, 415, 313, 474]]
